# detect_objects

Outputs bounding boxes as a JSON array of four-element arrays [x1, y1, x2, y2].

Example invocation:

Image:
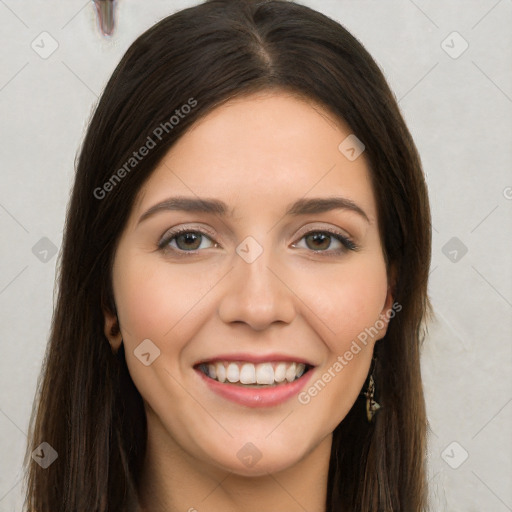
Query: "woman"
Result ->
[[23, 0, 433, 510]]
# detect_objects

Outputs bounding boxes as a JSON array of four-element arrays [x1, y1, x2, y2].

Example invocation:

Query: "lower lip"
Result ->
[[195, 367, 315, 408]]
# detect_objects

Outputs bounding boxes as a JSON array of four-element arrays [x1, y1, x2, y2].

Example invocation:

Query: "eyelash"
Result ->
[[158, 226, 359, 257]]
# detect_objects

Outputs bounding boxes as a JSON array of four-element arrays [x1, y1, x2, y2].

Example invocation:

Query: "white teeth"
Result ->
[[256, 363, 274, 385], [216, 363, 226, 383], [200, 360, 309, 385], [285, 362, 297, 382], [239, 363, 256, 384], [226, 363, 239, 383], [274, 363, 287, 382]]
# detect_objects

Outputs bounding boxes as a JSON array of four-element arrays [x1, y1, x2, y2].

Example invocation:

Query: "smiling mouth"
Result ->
[[195, 361, 314, 387]]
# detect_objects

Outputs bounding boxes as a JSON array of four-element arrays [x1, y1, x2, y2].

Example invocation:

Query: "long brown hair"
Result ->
[[23, 1, 433, 510]]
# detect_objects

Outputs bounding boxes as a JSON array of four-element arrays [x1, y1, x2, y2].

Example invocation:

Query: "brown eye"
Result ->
[[159, 229, 216, 252], [293, 230, 357, 254], [304, 232, 332, 251], [175, 232, 203, 251]]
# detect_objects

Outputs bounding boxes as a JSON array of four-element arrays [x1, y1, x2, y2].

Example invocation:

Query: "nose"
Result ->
[[217, 243, 297, 331]]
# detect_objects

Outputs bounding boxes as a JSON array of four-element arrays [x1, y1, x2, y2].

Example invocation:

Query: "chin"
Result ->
[[225, 457, 299, 478], [205, 441, 306, 477]]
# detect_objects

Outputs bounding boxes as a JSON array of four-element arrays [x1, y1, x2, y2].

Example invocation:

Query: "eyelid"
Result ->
[[291, 225, 358, 254], [293, 222, 353, 241], [157, 223, 218, 248], [158, 222, 358, 254]]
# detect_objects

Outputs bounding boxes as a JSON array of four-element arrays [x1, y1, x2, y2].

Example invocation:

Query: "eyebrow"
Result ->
[[137, 195, 370, 224]]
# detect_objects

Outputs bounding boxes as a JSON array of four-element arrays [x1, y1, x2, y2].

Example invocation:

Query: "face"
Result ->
[[105, 91, 394, 477]]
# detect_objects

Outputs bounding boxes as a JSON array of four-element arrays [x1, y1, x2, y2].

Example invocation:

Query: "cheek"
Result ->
[[303, 257, 388, 423], [111, 256, 211, 407], [113, 254, 215, 343], [296, 263, 387, 428], [297, 255, 389, 347]]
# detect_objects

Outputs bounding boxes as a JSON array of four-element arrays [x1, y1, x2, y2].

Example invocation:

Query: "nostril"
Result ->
[[93, 0, 116, 37]]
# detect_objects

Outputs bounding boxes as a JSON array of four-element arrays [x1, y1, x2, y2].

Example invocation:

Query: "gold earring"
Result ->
[[363, 359, 381, 423]]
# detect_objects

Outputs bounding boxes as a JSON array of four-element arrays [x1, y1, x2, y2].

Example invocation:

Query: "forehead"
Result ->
[[134, 91, 377, 224]]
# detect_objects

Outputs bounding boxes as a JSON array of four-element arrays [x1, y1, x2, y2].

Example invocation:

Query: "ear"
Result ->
[[383, 263, 396, 311], [376, 263, 398, 340], [104, 308, 123, 353]]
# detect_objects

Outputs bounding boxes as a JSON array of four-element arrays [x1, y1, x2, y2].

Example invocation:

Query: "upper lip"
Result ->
[[194, 353, 316, 367]]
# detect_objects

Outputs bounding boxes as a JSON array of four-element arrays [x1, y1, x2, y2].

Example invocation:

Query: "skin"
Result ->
[[105, 90, 395, 512]]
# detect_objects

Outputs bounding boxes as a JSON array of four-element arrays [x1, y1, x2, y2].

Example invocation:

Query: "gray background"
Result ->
[[1, 0, 511, 510]]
